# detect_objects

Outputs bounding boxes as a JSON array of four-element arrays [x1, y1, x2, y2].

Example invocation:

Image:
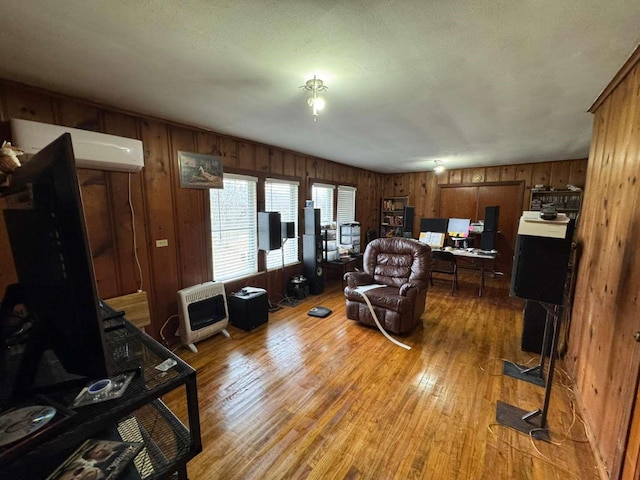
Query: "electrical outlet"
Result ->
[[156, 239, 169, 247]]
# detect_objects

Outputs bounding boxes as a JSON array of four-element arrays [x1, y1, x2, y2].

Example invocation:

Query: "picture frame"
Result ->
[[178, 151, 223, 189]]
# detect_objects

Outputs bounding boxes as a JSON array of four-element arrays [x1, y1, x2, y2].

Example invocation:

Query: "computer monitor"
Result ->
[[1, 133, 111, 401], [419, 218, 448, 234], [447, 218, 471, 238]]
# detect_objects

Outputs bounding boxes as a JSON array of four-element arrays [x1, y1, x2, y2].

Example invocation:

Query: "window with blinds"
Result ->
[[265, 178, 299, 270], [209, 174, 258, 281], [311, 183, 335, 226], [337, 185, 356, 226]]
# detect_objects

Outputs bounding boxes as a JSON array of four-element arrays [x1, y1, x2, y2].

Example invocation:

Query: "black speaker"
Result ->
[[521, 300, 552, 355], [303, 234, 324, 294], [484, 206, 499, 232], [480, 231, 496, 250], [304, 208, 321, 235], [480, 206, 499, 250], [258, 211, 282, 251], [281, 221, 295, 239], [510, 221, 574, 305], [403, 206, 415, 237]]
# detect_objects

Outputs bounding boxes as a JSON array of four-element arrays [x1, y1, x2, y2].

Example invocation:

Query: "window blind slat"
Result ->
[[210, 176, 258, 281], [265, 179, 299, 270]]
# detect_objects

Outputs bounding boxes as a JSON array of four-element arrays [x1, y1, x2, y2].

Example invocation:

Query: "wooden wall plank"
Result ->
[[485, 167, 500, 183], [140, 119, 179, 340], [238, 141, 255, 171], [283, 151, 295, 177], [170, 126, 209, 289], [0, 81, 55, 124], [270, 148, 283, 175], [569, 159, 588, 187], [256, 145, 269, 172], [568, 58, 640, 480], [449, 169, 462, 184], [549, 161, 572, 189], [103, 110, 151, 295], [500, 165, 516, 181], [221, 137, 238, 169]]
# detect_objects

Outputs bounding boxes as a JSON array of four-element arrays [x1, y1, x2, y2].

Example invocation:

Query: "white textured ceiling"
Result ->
[[0, 1, 639, 173]]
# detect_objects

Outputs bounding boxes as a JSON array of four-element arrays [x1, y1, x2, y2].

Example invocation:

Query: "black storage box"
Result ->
[[228, 287, 269, 331]]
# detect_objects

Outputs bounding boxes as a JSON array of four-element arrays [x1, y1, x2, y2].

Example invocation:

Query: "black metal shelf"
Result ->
[[0, 319, 201, 479]]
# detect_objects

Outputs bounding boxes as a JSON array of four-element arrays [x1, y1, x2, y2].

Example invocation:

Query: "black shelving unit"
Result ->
[[0, 316, 201, 479]]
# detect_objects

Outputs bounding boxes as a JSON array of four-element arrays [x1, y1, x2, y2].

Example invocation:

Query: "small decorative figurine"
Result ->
[[0, 141, 24, 187]]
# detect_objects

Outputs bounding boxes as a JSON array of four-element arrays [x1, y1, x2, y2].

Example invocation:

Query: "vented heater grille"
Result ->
[[177, 281, 229, 350]]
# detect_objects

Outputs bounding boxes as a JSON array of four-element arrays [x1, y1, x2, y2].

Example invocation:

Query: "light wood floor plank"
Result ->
[[163, 274, 601, 479]]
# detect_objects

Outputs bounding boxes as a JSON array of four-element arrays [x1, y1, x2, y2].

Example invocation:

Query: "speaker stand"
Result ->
[[503, 303, 555, 387], [279, 238, 300, 307], [496, 303, 561, 443]]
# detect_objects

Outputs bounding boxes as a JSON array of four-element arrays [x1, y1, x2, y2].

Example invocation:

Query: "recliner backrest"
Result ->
[[363, 237, 431, 288]]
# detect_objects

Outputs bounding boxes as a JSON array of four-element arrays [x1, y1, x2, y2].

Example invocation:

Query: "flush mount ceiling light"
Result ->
[[301, 75, 327, 122], [434, 160, 445, 175]]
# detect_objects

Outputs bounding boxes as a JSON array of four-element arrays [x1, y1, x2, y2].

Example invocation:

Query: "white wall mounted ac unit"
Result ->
[[10, 118, 144, 172]]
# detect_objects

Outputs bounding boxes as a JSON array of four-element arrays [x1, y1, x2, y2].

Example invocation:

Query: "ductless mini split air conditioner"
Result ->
[[10, 118, 144, 172]]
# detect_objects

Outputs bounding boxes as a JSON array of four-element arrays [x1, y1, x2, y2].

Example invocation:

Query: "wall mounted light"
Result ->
[[434, 160, 445, 175], [301, 75, 327, 122]]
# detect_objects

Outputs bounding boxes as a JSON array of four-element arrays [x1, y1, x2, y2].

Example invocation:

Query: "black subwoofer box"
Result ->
[[228, 288, 269, 331]]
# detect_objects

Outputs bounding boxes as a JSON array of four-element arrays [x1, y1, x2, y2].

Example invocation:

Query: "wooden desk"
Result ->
[[436, 248, 498, 296], [322, 256, 363, 287]]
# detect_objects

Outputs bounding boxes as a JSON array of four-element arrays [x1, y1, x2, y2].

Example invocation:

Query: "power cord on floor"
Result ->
[[486, 423, 599, 480]]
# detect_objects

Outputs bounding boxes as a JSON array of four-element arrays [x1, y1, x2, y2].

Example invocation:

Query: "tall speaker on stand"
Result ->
[[303, 208, 324, 295], [480, 205, 499, 251], [279, 222, 299, 307], [496, 213, 574, 442]]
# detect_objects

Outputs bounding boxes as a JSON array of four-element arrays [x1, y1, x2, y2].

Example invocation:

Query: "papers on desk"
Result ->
[[419, 231, 445, 248]]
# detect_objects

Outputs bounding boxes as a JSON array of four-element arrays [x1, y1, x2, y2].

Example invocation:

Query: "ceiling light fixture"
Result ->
[[434, 160, 445, 175], [301, 75, 327, 122]]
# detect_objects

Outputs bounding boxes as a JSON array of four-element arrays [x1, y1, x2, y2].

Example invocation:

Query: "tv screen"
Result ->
[[0, 133, 110, 400]]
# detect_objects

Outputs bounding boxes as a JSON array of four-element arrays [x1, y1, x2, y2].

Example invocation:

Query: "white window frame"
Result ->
[[265, 178, 300, 270], [311, 183, 335, 227], [209, 173, 258, 282], [337, 185, 357, 227]]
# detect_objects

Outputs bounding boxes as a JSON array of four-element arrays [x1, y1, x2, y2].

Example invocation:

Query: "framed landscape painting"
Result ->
[[178, 151, 223, 189]]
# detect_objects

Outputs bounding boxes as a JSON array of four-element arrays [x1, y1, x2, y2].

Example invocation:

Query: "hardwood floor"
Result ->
[[163, 272, 601, 480]]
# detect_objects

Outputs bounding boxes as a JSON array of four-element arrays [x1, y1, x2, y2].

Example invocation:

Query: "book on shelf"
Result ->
[[46, 438, 143, 480]]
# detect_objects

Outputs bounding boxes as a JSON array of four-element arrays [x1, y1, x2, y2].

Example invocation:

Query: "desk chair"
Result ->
[[430, 250, 458, 295]]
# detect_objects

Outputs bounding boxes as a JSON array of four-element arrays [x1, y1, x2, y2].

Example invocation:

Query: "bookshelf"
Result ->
[[529, 189, 583, 221], [380, 197, 413, 237]]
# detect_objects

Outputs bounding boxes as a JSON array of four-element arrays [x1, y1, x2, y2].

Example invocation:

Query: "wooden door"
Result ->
[[477, 184, 523, 273], [438, 183, 523, 274], [439, 187, 477, 221]]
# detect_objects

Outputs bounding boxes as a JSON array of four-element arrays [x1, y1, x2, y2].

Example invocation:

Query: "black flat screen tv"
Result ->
[[0, 133, 111, 402]]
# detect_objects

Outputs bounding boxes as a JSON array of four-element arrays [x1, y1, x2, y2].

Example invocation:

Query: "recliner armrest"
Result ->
[[399, 280, 427, 296], [344, 271, 375, 288]]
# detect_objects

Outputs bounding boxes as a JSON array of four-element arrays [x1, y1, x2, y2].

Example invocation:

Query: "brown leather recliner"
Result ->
[[344, 237, 431, 334]]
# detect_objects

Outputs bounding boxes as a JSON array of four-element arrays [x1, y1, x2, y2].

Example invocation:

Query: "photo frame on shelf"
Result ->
[[178, 151, 223, 189]]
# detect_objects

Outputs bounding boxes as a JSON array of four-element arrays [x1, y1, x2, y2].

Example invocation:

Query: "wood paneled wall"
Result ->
[[0, 80, 384, 341], [0, 79, 587, 348], [566, 48, 640, 480], [381, 159, 588, 237]]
